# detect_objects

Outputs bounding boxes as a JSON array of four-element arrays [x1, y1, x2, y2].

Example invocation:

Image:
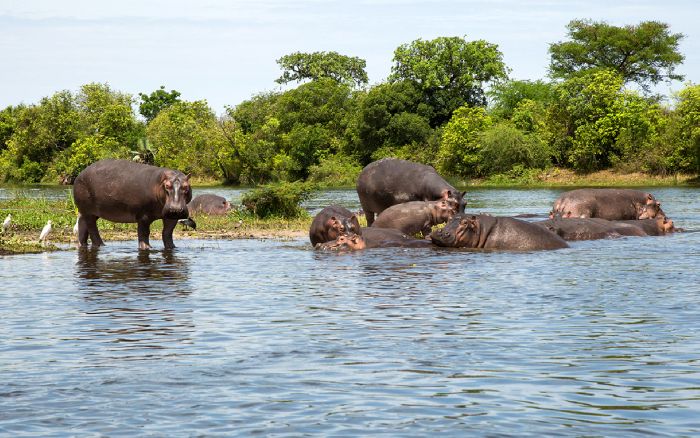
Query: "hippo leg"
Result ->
[[162, 218, 178, 249], [365, 210, 376, 227], [81, 214, 104, 246], [137, 220, 152, 250]]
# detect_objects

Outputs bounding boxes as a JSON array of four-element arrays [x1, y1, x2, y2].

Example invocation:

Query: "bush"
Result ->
[[478, 122, 552, 174], [241, 181, 317, 219], [307, 155, 362, 187]]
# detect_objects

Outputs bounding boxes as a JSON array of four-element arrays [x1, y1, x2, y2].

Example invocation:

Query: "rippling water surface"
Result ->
[[1, 188, 699, 436]]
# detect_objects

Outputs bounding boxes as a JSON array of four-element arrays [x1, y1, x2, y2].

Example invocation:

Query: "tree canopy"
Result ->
[[138, 86, 182, 122], [275, 51, 368, 88], [549, 19, 685, 92], [389, 36, 508, 126]]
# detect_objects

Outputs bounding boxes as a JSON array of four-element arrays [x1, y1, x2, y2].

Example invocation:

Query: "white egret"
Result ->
[[2, 214, 10, 233], [39, 219, 53, 245]]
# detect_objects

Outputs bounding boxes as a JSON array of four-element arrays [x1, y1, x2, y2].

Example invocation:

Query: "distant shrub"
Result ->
[[241, 181, 316, 219], [478, 122, 552, 175], [307, 155, 362, 187]]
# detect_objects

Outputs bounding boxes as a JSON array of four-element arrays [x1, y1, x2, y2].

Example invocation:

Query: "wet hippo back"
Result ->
[[188, 194, 231, 216], [371, 200, 455, 237]]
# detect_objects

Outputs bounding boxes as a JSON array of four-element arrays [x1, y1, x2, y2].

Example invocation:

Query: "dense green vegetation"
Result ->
[[1, 19, 698, 187]]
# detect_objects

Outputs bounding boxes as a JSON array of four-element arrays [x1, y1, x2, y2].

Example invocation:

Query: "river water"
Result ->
[[1, 187, 699, 436]]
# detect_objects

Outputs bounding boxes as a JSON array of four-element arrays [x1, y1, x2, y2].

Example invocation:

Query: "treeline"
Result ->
[[0, 19, 698, 186]]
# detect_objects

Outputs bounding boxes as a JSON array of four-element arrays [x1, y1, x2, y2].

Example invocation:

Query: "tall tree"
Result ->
[[275, 51, 368, 88], [549, 19, 685, 92], [138, 86, 182, 122], [389, 36, 508, 127]]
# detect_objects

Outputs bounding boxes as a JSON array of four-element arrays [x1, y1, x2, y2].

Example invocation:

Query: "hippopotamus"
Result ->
[[371, 200, 457, 237], [187, 194, 231, 215], [309, 205, 362, 246], [356, 158, 466, 226], [316, 227, 433, 251], [73, 159, 192, 249], [614, 217, 676, 236], [551, 188, 664, 220], [535, 217, 646, 241], [431, 214, 569, 250]]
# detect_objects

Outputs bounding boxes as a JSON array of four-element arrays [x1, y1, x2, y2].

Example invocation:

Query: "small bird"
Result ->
[[178, 218, 197, 230], [233, 219, 243, 229], [2, 214, 11, 233], [73, 215, 80, 235], [39, 219, 52, 245]]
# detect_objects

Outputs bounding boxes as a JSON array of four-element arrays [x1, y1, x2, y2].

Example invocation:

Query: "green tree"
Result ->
[[389, 36, 508, 126], [77, 82, 143, 146], [549, 19, 685, 92], [276, 51, 368, 88], [138, 85, 182, 122], [437, 106, 493, 176], [147, 100, 227, 178], [488, 80, 555, 120], [478, 122, 552, 174], [344, 81, 432, 164], [675, 83, 700, 173]]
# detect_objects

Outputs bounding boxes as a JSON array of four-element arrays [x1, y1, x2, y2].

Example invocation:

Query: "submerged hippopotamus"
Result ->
[[614, 217, 676, 236], [431, 214, 569, 250], [316, 227, 433, 251], [187, 194, 231, 216], [309, 205, 362, 246], [371, 200, 457, 237], [551, 188, 664, 220], [535, 217, 646, 241], [356, 158, 465, 226], [73, 159, 192, 249]]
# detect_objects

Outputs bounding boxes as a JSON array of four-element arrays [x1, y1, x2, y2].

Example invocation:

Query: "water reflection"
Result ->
[[74, 247, 194, 360]]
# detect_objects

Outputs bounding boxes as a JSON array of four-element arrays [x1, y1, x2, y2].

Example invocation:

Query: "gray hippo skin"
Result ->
[[316, 227, 433, 251], [356, 158, 465, 226], [431, 214, 569, 250], [551, 188, 664, 220], [188, 194, 231, 215], [371, 200, 456, 237], [309, 205, 362, 246], [73, 159, 192, 249], [614, 217, 676, 236], [535, 217, 646, 241]]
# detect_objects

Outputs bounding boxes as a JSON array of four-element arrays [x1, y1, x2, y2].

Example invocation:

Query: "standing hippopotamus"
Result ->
[[371, 200, 457, 237], [309, 205, 362, 246], [356, 158, 465, 226], [551, 188, 664, 220], [188, 194, 231, 215], [431, 214, 569, 250], [316, 227, 433, 251], [73, 159, 192, 249], [535, 217, 646, 241]]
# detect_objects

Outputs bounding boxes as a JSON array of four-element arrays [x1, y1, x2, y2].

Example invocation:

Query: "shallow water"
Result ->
[[1, 188, 699, 436]]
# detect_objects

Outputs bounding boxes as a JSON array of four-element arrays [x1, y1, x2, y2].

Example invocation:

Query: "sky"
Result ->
[[1, 0, 699, 114]]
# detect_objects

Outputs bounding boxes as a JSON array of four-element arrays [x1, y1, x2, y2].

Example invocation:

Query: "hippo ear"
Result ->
[[647, 193, 653, 200], [185, 173, 191, 181]]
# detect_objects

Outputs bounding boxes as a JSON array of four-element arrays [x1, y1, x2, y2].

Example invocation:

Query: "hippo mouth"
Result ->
[[430, 230, 455, 247]]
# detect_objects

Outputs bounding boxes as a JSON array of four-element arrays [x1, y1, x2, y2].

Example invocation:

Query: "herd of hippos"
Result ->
[[66, 158, 678, 251]]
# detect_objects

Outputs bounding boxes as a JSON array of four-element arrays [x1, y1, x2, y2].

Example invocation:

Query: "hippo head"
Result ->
[[315, 233, 366, 251], [430, 214, 479, 248], [442, 189, 467, 214], [325, 215, 362, 241], [658, 216, 675, 233], [161, 171, 192, 219], [434, 199, 458, 223], [638, 200, 664, 220]]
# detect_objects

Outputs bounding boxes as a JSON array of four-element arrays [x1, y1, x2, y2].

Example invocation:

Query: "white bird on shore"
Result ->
[[39, 219, 52, 245], [73, 215, 80, 235], [2, 214, 10, 233]]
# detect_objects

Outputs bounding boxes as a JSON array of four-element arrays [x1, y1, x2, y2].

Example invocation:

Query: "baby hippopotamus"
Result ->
[[535, 217, 646, 241], [309, 205, 362, 246], [316, 227, 433, 251], [614, 217, 677, 236], [187, 194, 232, 216], [551, 188, 664, 220], [371, 200, 457, 237], [431, 214, 569, 250]]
